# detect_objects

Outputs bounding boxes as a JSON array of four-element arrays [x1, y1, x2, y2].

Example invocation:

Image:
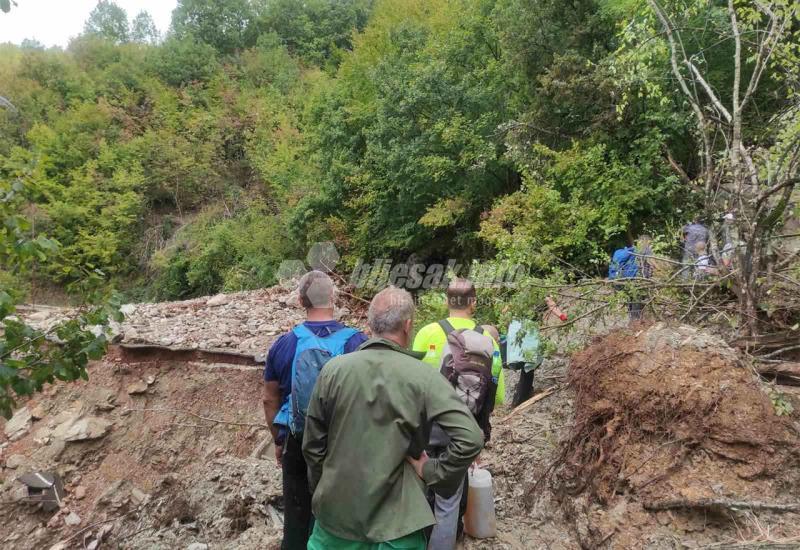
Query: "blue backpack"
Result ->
[[274, 324, 358, 436], [609, 247, 639, 279]]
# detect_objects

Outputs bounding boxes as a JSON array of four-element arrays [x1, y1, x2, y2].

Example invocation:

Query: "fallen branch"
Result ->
[[125, 408, 266, 428], [499, 386, 559, 423], [756, 362, 800, 386], [644, 498, 800, 513]]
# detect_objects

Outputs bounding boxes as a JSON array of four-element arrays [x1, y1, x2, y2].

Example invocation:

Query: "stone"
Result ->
[[59, 417, 112, 442], [186, 544, 208, 550], [73, 486, 86, 500], [64, 512, 81, 526], [120, 304, 136, 316], [206, 294, 230, 307], [30, 404, 47, 420], [130, 487, 148, 504], [33, 426, 53, 444], [145, 375, 156, 386], [34, 438, 66, 462], [4, 407, 32, 439], [5, 454, 26, 469], [92, 388, 117, 412], [127, 380, 148, 395], [28, 310, 53, 321], [46, 512, 63, 528]]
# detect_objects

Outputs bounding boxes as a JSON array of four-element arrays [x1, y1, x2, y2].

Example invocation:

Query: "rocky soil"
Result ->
[[20, 286, 363, 360], [4, 290, 800, 549], [0, 352, 280, 549]]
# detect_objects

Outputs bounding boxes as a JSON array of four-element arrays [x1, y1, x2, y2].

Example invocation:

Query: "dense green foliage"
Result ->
[[0, 178, 121, 418], [1, 0, 796, 306]]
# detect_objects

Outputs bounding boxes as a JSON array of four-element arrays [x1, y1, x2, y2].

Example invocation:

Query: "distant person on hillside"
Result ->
[[505, 319, 543, 406], [608, 236, 651, 321], [261, 270, 367, 550], [303, 286, 483, 550], [681, 218, 709, 277], [694, 241, 717, 278]]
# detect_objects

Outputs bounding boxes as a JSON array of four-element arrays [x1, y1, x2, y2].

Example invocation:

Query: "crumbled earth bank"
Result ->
[[4, 291, 800, 549]]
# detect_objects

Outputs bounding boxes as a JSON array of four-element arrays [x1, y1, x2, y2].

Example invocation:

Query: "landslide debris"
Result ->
[[535, 323, 800, 547], [20, 286, 364, 358]]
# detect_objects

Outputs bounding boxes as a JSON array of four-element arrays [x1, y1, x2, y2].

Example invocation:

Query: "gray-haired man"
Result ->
[[303, 286, 483, 549]]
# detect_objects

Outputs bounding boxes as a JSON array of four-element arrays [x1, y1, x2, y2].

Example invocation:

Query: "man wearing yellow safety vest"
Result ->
[[412, 278, 505, 549]]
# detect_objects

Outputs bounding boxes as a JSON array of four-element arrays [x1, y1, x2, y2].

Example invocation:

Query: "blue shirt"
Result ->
[[264, 320, 368, 407]]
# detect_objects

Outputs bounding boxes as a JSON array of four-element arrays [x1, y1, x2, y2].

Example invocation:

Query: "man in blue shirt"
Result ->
[[262, 270, 367, 550]]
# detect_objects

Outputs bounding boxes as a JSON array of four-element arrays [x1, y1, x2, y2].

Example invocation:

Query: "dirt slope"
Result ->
[[3, 305, 800, 549], [1, 355, 281, 549]]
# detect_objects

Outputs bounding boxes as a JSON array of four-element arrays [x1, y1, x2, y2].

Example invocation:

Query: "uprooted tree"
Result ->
[[647, 0, 800, 336]]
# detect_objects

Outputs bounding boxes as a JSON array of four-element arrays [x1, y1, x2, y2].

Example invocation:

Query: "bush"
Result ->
[[150, 203, 293, 299]]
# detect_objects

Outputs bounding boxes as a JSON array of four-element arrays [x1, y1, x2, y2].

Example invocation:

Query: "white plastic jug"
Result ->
[[463, 467, 496, 539]]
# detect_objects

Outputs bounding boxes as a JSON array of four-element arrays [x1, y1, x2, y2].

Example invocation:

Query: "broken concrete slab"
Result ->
[[131, 487, 149, 504]]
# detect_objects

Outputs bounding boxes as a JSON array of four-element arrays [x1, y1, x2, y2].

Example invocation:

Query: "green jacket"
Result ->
[[303, 337, 484, 543]]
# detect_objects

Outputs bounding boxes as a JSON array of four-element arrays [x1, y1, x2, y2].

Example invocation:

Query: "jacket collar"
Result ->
[[358, 337, 426, 360]]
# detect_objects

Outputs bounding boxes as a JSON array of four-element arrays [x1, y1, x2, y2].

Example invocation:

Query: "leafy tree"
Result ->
[[84, 0, 130, 44], [256, 0, 374, 66], [148, 35, 220, 86], [130, 10, 160, 44], [171, 0, 258, 54], [0, 178, 121, 419]]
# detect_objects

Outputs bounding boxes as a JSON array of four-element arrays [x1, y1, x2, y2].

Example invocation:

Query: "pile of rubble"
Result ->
[[1, 342, 277, 549], [21, 286, 365, 359]]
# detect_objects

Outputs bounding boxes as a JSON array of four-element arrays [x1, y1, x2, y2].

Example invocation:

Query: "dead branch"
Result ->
[[756, 362, 800, 386], [499, 386, 559, 423], [761, 345, 800, 360]]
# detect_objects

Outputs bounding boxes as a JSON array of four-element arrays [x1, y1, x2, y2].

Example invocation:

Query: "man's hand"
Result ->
[[406, 451, 429, 479], [275, 444, 283, 467]]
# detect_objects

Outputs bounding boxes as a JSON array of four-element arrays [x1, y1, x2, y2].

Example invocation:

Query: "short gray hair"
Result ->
[[297, 270, 336, 309], [368, 286, 415, 335]]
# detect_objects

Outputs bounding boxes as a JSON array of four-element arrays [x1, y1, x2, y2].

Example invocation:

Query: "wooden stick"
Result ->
[[499, 386, 559, 423]]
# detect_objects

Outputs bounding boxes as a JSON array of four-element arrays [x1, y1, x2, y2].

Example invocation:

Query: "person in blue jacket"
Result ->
[[261, 271, 367, 550]]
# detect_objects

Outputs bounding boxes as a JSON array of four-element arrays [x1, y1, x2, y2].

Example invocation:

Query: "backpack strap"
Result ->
[[438, 319, 456, 335]]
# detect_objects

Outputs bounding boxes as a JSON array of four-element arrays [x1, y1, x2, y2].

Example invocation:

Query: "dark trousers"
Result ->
[[512, 368, 535, 407], [281, 435, 313, 550]]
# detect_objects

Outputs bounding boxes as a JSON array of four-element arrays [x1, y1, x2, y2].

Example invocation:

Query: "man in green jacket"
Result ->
[[303, 286, 484, 549]]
